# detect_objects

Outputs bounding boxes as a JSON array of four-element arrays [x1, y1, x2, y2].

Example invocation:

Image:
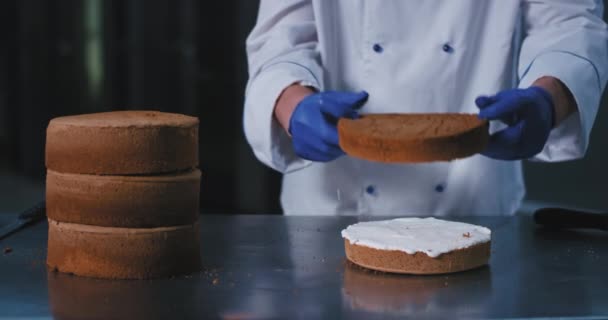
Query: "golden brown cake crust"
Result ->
[[46, 219, 202, 279], [46, 169, 201, 228], [344, 239, 490, 275], [338, 113, 489, 163], [46, 111, 199, 175]]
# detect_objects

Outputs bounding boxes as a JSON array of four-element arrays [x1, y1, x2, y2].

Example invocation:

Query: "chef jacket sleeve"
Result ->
[[518, 0, 608, 162], [243, 0, 322, 173]]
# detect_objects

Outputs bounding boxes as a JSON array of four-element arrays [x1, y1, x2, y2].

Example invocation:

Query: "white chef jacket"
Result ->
[[244, 0, 608, 216]]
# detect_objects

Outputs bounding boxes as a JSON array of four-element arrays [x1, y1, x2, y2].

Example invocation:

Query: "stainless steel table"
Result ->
[[1, 214, 607, 319]]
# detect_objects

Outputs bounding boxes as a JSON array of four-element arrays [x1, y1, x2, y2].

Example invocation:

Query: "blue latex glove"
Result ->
[[476, 86, 555, 160], [289, 91, 369, 161]]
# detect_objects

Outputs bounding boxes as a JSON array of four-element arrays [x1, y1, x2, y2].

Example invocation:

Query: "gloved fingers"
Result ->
[[478, 94, 525, 121], [293, 112, 342, 147], [480, 122, 524, 160], [475, 96, 497, 109], [320, 91, 369, 118], [312, 142, 344, 160], [477, 95, 518, 125], [319, 116, 341, 146], [500, 113, 519, 126], [291, 120, 343, 160], [346, 110, 360, 119], [520, 120, 549, 156], [325, 91, 368, 108], [323, 110, 359, 125], [294, 138, 344, 162], [349, 91, 369, 110]]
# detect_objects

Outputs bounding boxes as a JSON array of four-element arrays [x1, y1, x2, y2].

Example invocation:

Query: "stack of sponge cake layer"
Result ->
[[45, 111, 202, 279]]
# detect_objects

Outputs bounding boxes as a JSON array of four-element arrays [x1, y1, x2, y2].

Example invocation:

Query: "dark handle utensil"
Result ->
[[0, 201, 46, 241], [534, 207, 608, 231]]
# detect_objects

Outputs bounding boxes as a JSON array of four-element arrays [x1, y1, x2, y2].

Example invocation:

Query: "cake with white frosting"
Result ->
[[341, 218, 491, 274]]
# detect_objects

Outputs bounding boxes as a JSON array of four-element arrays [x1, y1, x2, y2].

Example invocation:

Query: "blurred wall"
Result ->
[[0, 0, 606, 214], [0, 0, 279, 214]]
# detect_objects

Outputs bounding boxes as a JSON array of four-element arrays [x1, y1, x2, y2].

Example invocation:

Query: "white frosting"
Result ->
[[341, 218, 491, 258]]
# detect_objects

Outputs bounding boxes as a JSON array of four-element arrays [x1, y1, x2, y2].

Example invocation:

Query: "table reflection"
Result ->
[[47, 271, 205, 320], [341, 261, 492, 317]]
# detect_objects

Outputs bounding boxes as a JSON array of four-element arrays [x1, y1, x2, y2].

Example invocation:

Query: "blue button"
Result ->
[[435, 184, 445, 193], [372, 44, 383, 53], [366, 185, 376, 195], [442, 43, 453, 53]]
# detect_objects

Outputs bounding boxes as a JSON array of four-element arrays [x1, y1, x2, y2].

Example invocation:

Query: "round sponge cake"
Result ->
[[46, 111, 199, 175], [46, 169, 201, 228], [342, 218, 491, 274], [47, 219, 202, 279], [338, 113, 489, 163]]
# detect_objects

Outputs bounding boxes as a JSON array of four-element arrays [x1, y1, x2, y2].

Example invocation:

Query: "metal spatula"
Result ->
[[0, 201, 46, 241]]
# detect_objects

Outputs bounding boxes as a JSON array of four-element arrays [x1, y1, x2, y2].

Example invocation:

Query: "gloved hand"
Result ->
[[476, 86, 555, 160], [289, 91, 368, 161]]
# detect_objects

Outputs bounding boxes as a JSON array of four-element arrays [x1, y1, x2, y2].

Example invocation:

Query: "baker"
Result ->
[[244, 1, 608, 215]]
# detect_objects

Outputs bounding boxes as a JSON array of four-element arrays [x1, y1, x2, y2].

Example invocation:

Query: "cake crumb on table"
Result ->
[[3, 247, 12, 254]]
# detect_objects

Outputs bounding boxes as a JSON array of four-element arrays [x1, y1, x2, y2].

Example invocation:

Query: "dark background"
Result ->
[[0, 0, 606, 215]]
